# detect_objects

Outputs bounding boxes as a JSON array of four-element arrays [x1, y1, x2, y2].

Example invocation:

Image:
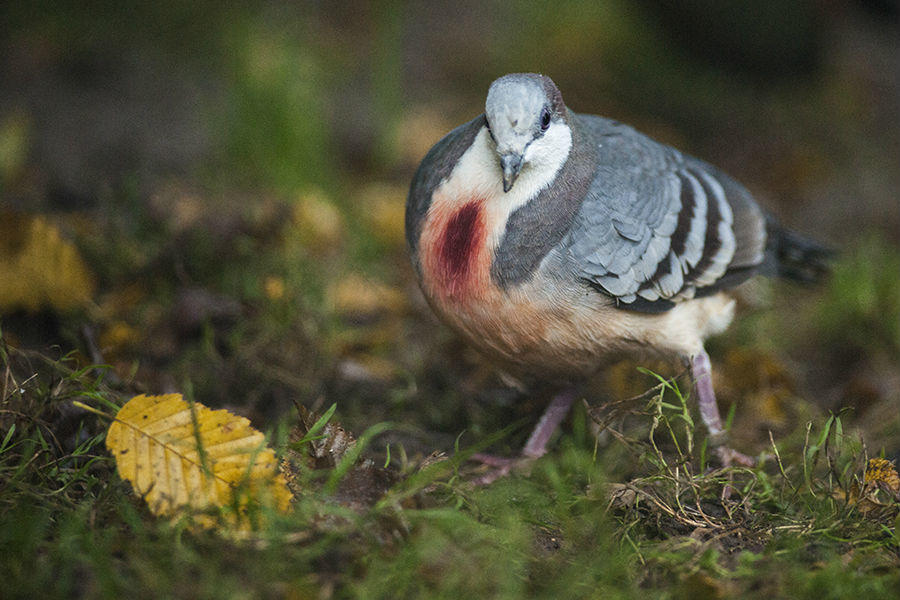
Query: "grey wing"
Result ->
[[566, 116, 767, 312]]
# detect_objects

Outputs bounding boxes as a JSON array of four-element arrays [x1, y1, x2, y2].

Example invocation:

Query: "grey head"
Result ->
[[485, 73, 569, 192]]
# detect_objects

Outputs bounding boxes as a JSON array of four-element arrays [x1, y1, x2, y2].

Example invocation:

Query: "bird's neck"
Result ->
[[458, 126, 573, 242], [489, 115, 597, 288], [419, 125, 575, 302]]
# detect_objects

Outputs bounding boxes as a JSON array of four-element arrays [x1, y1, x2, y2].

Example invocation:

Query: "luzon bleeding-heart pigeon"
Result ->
[[405, 73, 830, 482]]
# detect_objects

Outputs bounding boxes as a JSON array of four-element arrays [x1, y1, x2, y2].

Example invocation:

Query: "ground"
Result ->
[[1, 2, 900, 598]]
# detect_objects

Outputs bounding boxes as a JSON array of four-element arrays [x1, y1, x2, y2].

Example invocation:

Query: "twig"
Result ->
[[585, 369, 688, 433], [769, 429, 797, 494]]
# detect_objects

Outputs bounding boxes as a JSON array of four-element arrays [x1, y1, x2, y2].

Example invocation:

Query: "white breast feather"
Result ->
[[435, 124, 573, 250]]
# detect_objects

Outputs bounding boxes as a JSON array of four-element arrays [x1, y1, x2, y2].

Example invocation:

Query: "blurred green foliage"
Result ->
[[220, 21, 337, 192], [818, 235, 900, 354]]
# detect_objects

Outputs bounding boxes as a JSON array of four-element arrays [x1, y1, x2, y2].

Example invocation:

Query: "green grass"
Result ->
[[2, 334, 899, 599]]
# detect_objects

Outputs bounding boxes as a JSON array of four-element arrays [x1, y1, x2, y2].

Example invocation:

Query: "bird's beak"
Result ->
[[500, 153, 524, 193]]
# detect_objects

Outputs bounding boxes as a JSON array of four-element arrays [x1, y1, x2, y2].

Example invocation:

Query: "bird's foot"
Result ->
[[710, 444, 756, 500], [467, 389, 578, 486], [692, 351, 756, 471], [714, 445, 756, 468], [468, 453, 533, 486]]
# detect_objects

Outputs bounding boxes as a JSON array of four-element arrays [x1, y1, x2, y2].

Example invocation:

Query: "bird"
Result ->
[[405, 73, 830, 480]]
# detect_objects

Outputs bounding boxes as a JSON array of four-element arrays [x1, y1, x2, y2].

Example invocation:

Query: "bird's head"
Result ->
[[484, 73, 570, 193]]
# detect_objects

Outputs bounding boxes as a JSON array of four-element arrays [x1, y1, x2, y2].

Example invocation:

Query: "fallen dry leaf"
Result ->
[[281, 404, 398, 511], [106, 394, 292, 527], [865, 458, 900, 498], [357, 183, 407, 247], [0, 211, 94, 312], [290, 403, 357, 470], [390, 108, 453, 166], [848, 458, 900, 517], [291, 188, 344, 250], [326, 273, 406, 319]]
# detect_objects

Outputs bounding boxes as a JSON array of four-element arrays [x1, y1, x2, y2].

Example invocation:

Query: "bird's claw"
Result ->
[[714, 445, 756, 468], [711, 445, 756, 500], [469, 453, 534, 486]]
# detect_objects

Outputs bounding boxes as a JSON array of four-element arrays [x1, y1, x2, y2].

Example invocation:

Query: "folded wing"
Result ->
[[566, 116, 767, 313]]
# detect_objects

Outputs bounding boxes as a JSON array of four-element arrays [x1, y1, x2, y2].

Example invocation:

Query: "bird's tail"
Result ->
[[764, 216, 834, 284]]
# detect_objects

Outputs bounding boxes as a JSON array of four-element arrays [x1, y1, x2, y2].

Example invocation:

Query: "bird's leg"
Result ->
[[471, 388, 577, 485], [692, 350, 724, 437], [691, 350, 754, 468], [522, 388, 578, 458]]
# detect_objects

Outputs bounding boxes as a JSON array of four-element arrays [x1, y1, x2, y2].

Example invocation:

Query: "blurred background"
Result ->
[[1, 1, 898, 458]]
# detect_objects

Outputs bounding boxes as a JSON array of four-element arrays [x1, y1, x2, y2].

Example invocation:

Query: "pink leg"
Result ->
[[522, 388, 578, 458], [691, 350, 723, 437], [691, 350, 754, 468], [471, 389, 577, 485]]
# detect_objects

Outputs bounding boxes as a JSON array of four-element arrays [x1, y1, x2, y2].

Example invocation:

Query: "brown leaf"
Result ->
[[865, 458, 900, 499], [604, 482, 638, 509], [851, 458, 900, 517], [290, 404, 357, 470]]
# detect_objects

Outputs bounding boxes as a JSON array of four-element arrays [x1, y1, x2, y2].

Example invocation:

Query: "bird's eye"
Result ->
[[540, 108, 551, 131]]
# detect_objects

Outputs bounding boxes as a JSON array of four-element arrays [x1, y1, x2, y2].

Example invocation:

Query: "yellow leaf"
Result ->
[[358, 183, 407, 247], [99, 321, 141, 356], [106, 394, 292, 526], [0, 211, 94, 313], [851, 458, 900, 516], [291, 189, 344, 249], [263, 275, 285, 300], [326, 273, 406, 318], [865, 458, 900, 496], [390, 108, 452, 166]]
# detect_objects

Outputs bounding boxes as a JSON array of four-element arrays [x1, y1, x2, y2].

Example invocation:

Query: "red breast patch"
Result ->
[[421, 198, 489, 302]]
